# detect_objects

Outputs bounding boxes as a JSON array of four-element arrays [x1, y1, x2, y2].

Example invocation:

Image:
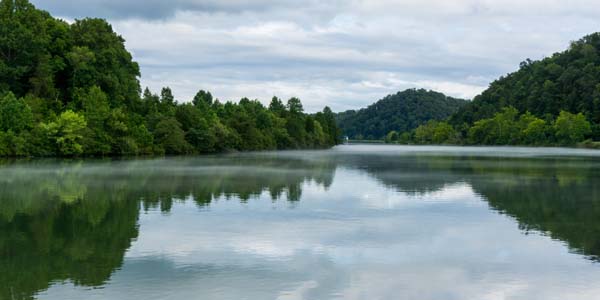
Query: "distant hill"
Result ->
[[450, 33, 600, 139], [336, 89, 467, 139]]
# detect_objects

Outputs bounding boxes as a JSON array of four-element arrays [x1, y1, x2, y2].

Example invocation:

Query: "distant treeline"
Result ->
[[386, 107, 594, 147], [0, 0, 341, 157], [384, 33, 600, 147]]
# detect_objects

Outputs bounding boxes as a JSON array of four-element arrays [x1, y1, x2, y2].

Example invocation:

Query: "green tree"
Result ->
[[269, 96, 286, 115], [554, 111, 592, 145], [0, 0, 58, 96], [285, 98, 307, 148], [415, 121, 458, 144], [153, 117, 190, 154], [385, 131, 399, 143], [468, 107, 520, 145], [316, 106, 341, 146], [0, 92, 33, 133], [78, 86, 111, 154], [43, 110, 87, 156], [158, 87, 176, 116], [518, 112, 550, 145], [129, 124, 153, 154], [106, 108, 132, 154], [69, 18, 141, 107], [192, 90, 213, 108], [0, 130, 27, 156]]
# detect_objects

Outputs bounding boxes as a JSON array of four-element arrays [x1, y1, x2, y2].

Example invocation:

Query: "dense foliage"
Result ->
[[335, 89, 467, 139], [0, 0, 340, 157], [386, 107, 593, 146], [450, 33, 600, 140]]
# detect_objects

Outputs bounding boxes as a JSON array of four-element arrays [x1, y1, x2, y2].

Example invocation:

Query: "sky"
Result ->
[[30, 0, 600, 112]]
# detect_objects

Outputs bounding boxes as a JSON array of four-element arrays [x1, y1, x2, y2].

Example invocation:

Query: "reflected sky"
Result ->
[[2, 145, 600, 300]]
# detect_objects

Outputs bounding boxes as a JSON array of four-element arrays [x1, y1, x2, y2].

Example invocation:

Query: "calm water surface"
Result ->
[[2, 145, 600, 300]]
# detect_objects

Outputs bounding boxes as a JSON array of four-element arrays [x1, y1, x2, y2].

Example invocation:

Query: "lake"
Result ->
[[2, 145, 600, 300]]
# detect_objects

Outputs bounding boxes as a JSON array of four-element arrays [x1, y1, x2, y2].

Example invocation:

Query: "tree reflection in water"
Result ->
[[1, 151, 599, 299]]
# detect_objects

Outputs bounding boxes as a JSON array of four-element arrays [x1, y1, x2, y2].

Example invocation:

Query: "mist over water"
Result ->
[[2, 145, 600, 300]]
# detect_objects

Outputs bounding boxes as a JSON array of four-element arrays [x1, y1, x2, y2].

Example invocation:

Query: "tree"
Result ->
[[0, 0, 58, 96], [160, 87, 175, 105], [385, 131, 399, 143], [192, 90, 213, 108], [43, 110, 87, 156], [269, 96, 286, 115], [287, 97, 304, 114], [66, 46, 96, 100], [468, 107, 520, 145], [158, 87, 176, 116], [69, 18, 141, 107], [0, 92, 33, 133], [312, 121, 327, 147], [0, 130, 27, 156], [518, 112, 550, 145], [554, 111, 592, 145], [78, 86, 111, 154], [316, 106, 341, 146], [153, 117, 190, 154], [175, 103, 203, 132], [129, 124, 153, 155], [414, 121, 458, 144], [106, 108, 131, 153]]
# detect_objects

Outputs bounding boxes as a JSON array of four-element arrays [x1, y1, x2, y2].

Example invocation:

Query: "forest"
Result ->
[[0, 0, 341, 157], [386, 107, 593, 146], [335, 89, 467, 140], [450, 33, 600, 138], [385, 33, 600, 147]]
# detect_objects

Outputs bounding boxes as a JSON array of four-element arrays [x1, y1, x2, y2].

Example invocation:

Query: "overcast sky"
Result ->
[[31, 0, 600, 112]]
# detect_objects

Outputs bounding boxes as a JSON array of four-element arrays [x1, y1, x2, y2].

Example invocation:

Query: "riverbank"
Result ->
[[351, 140, 600, 150]]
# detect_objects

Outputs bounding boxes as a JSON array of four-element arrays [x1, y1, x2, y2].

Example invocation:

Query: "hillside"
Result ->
[[336, 89, 467, 139], [450, 33, 600, 139]]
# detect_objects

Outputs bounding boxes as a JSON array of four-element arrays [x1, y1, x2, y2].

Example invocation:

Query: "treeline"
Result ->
[[0, 87, 340, 156], [0, 0, 340, 156], [386, 107, 593, 146]]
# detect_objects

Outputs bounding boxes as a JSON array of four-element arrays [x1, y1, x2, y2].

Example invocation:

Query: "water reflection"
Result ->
[[337, 152, 600, 260], [1, 146, 600, 299], [0, 157, 336, 300]]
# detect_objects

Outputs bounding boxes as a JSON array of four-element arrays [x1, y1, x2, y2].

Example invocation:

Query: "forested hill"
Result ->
[[450, 33, 600, 139], [0, 0, 341, 157], [336, 89, 467, 139]]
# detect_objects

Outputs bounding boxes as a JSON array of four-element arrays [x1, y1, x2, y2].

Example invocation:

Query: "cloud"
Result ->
[[30, 0, 600, 112], [30, 0, 304, 20]]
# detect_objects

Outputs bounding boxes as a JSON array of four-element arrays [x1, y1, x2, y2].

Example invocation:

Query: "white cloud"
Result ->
[[32, 0, 600, 111]]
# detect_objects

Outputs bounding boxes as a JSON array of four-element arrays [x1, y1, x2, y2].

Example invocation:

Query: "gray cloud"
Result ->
[[31, 0, 339, 20], [30, 0, 600, 112]]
